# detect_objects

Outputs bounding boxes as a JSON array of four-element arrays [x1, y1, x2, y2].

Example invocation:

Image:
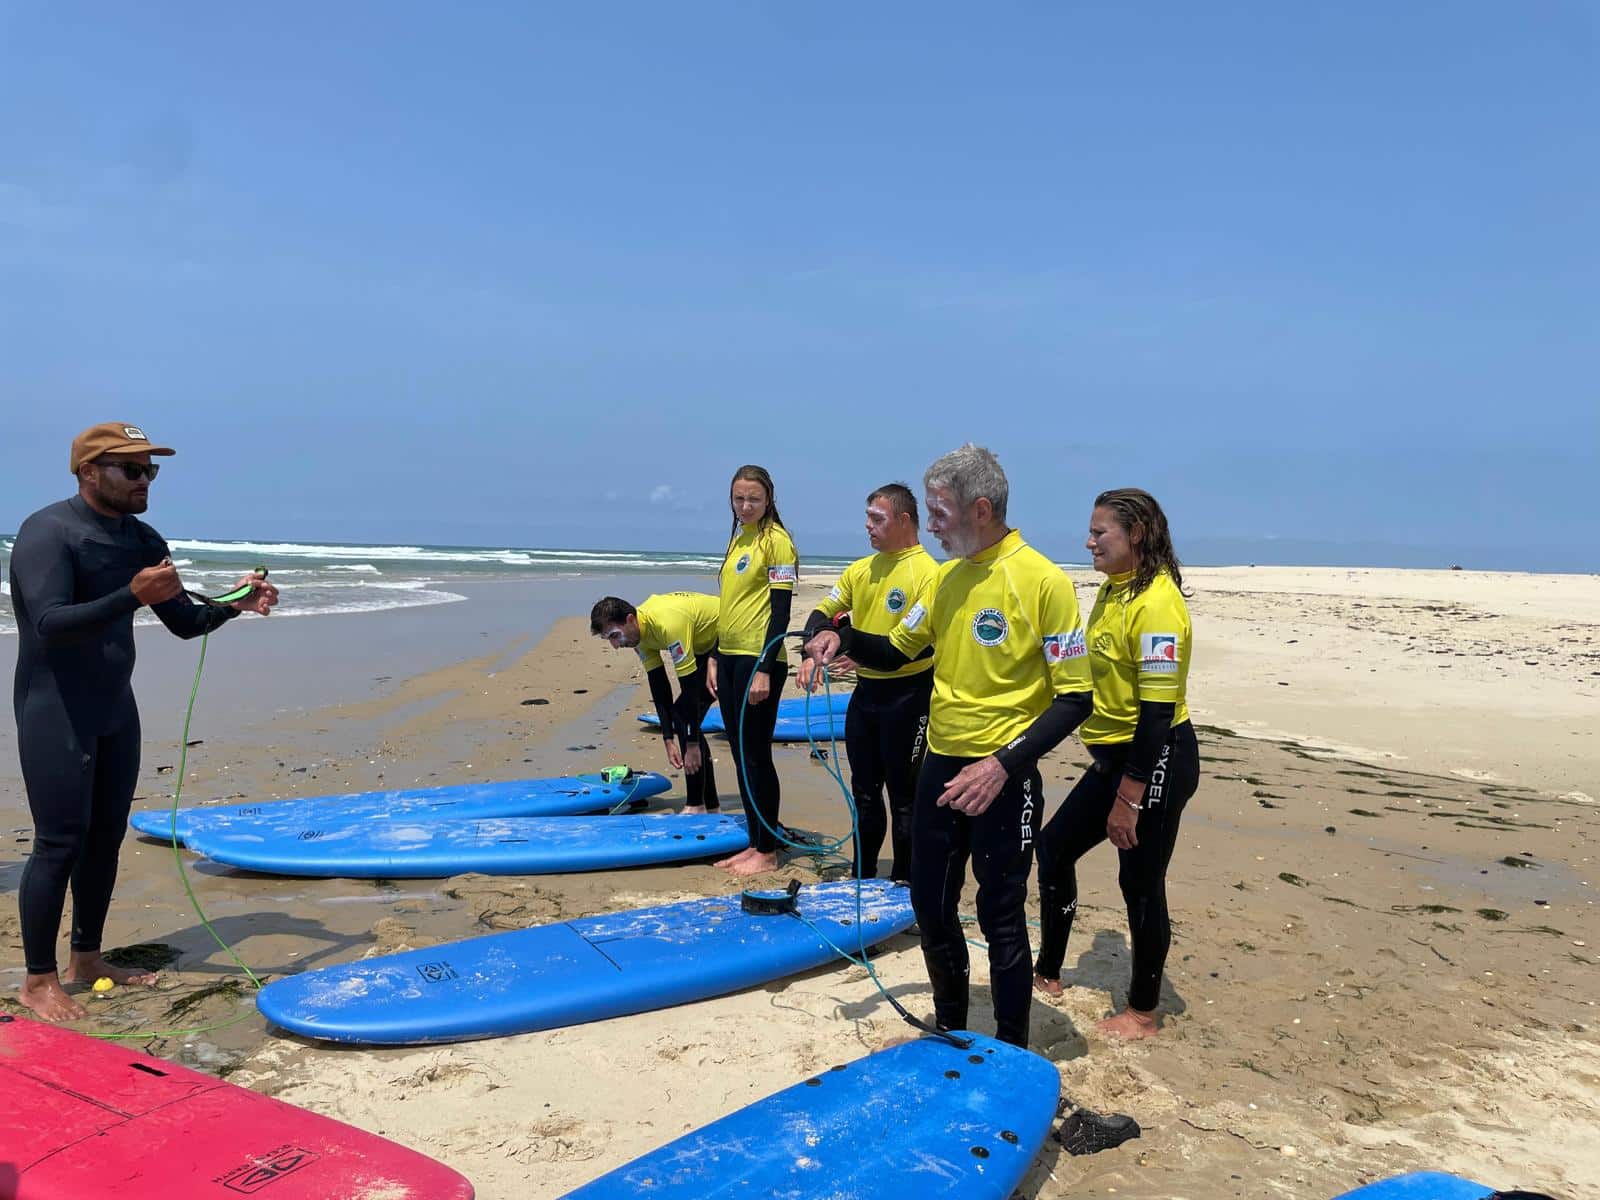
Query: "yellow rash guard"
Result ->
[[889, 529, 1091, 757], [718, 522, 797, 664], [1079, 569, 1192, 745], [814, 545, 938, 680], [635, 591, 721, 678]]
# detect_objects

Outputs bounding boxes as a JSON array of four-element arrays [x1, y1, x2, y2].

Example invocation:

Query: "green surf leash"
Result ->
[[91, 625, 265, 1042]]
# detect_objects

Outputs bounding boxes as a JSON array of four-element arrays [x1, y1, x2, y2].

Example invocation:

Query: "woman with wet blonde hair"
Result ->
[[709, 465, 798, 876]]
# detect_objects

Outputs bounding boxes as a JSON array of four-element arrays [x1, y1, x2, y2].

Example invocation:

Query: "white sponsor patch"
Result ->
[[667, 640, 687, 665], [122, 425, 149, 441], [900, 601, 928, 631], [768, 563, 797, 584], [1042, 629, 1087, 663], [827, 584, 842, 603], [1140, 632, 1180, 673]]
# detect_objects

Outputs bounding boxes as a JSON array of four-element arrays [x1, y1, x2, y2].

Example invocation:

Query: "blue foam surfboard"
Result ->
[[639, 691, 851, 742], [129, 771, 670, 846], [186, 813, 751, 878], [255, 878, 915, 1044], [1331, 1174, 1493, 1200], [560, 1032, 1060, 1199]]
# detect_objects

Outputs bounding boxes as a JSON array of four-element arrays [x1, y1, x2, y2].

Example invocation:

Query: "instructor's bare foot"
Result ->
[[1097, 1008, 1160, 1040], [715, 847, 756, 869], [64, 952, 160, 988], [682, 804, 707, 815], [18, 973, 88, 1023], [1033, 974, 1063, 998], [728, 850, 779, 877]]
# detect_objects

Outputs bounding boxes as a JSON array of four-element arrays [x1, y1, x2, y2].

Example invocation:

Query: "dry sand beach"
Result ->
[[2, 565, 1597, 1198]]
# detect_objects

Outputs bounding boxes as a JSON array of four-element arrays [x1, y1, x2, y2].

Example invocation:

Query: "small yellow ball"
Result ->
[[92, 977, 115, 994]]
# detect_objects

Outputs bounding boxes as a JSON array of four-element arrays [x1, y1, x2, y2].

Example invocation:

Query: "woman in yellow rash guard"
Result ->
[[1033, 488, 1199, 1040], [709, 464, 797, 876]]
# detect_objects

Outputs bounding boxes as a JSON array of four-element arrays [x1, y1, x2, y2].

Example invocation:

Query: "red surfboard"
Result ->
[[0, 1014, 474, 1199]]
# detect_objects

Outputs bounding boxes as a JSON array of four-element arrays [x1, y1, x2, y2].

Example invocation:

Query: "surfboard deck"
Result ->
[[130, 770, 670, 845], [187, 813, 751, 878], [0, 1014, 474, 1199], [559, 1032, 1060, 1199], [255, 878, 915, 1044], [639, 690, 852, 735], [1331, 1174, 1494, 1200]]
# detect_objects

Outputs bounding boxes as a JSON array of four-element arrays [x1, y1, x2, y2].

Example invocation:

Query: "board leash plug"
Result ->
[[740, 878, 803, 916]]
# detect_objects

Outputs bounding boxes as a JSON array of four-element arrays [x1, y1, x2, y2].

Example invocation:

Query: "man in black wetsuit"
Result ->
[[9, 422, 278, 1021]]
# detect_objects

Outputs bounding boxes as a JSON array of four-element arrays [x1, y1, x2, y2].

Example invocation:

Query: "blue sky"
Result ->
[[2, 3, 1595, 570]]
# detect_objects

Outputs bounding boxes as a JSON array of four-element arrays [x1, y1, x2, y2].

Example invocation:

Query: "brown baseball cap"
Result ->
[[69, 422, 177, 474]]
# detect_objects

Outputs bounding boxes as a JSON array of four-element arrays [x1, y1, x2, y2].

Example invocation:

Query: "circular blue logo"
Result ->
[[886, 587, 907, 614], [735, 553, 751, 574], [972, 608, 1009, 647]]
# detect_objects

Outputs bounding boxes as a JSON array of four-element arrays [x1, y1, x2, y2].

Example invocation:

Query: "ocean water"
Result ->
[[0, 536, 857, 636]]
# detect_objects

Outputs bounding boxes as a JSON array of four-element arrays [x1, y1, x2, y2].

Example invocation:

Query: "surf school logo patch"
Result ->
[[768, 563, 797, 584], [1140, 632, 1180, 673], [972, 608, 1009, 647], [1043, 629, 1087, 663], [885, 587, 907, 614], [667, 639, 687, 665], [735, 554, 751, 574]]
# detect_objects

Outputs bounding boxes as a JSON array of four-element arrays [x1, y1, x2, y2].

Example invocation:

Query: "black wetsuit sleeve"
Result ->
[[802, 607, 833, 642], [835, 626, 930, 672], [672, 667, 708, 739], [756, 588, 792, 674], [11, 522, 141, 643], [646, 665, 676, 737], [1120, 700, 1177, 783], [151, 593, 239, 639], [994, 691, 1094, 775]]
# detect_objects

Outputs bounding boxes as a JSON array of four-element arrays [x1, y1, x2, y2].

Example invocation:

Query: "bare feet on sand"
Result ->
[[716, 847, 756, 869], [63, 951, 160, 989], [683, 804, 707, 815], [1097, 1008, 1160, 1039], [1033, 974, 1064, 997], [18, 973, 88, 1022], [728, 850, 779, 876]]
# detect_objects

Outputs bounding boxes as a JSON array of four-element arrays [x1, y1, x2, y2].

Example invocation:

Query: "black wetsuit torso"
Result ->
[[10, 495, 235, 974]]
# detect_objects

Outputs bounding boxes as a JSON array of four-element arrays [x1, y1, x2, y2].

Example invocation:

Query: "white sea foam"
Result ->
[[166, 539, 541, 565]]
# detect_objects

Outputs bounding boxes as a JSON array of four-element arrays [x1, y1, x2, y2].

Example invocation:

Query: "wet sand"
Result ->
[[1, 567, 1596, 1198]]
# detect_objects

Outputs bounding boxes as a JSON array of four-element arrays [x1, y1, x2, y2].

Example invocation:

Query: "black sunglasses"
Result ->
[[99, 462, 161, 481]]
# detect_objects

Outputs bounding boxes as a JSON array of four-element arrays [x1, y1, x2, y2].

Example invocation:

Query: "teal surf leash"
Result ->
[[733, 629, 971, 1050]]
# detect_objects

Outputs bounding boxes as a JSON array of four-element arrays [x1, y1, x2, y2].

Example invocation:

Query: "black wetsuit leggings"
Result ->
[[912, 753, 1042, 1048], [673, 659, 718, 812], [845, 672, 931, 881], [1034, 722, 1199, 1013], [17, 710, 142, 975], [715, 653, 787, 854]]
